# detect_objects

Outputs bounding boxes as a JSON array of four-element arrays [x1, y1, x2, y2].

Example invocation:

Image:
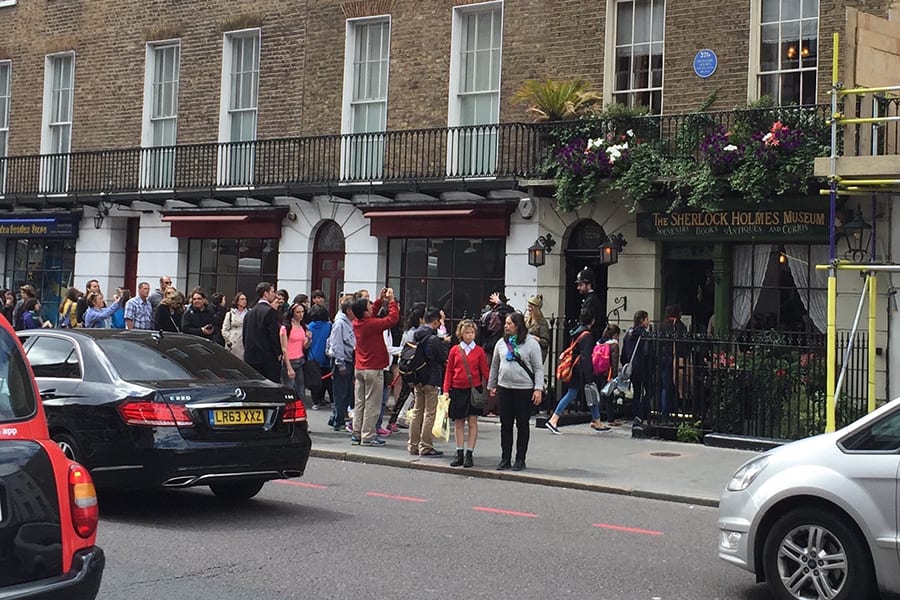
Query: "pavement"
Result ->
[[304, 404, 761, 507]]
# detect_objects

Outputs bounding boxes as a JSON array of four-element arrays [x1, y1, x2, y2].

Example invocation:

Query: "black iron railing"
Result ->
[[542, 317, 870, 441], [0, 104, 846, 200]]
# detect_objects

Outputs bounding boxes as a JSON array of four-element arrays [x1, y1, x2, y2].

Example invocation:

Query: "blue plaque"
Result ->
[[693, 49, 717, 79]]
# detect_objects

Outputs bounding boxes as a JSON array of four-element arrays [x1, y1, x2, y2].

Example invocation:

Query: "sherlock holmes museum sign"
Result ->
[[636, 208, 828, 242]]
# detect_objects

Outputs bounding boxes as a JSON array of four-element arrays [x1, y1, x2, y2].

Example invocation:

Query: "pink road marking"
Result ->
[[366, 491, 429, 503], [472, 506, 539, 518], [274, 480, 329, 490], [592, 522, 664, 536]]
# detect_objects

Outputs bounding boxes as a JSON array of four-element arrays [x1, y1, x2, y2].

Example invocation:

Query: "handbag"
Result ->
[[458, 344, 486, 409], [584, 381, 600, 407], [600, 378, 617, 396], [432, 393, 451, 442], [619, 331, 644, 385], [303, 359, 323, 392]]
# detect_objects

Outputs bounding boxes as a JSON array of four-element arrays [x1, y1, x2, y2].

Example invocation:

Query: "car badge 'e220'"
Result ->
[[234, 388, 246, 401]]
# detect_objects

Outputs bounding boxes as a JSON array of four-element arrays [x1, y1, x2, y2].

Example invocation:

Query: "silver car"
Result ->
[[718, 398, 900, 600]]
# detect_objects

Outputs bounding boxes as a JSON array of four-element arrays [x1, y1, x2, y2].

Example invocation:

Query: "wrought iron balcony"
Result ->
[[0, 104, 843, 209]]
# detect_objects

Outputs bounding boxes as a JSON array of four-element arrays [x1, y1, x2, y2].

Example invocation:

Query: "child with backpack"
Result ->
[[545, 309, 608, 434], [593, 324, 621, 427]]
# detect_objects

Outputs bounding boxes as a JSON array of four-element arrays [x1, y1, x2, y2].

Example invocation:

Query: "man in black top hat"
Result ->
[[575, 267, 607, 340]]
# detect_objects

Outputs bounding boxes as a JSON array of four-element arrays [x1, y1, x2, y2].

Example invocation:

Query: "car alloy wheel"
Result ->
[[762, 507, 873, 600]]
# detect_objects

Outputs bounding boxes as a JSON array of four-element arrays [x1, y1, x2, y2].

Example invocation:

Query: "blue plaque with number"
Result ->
[[693, 49, 717, 79]]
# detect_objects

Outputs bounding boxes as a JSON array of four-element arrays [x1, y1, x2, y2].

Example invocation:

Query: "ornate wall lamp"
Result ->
[[527, 233, 556, 267]]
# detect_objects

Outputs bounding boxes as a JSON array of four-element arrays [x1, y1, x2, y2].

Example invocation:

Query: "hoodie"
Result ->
[[413, 324, 449, 387]]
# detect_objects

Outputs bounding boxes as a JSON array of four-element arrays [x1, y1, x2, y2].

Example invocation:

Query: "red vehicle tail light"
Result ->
[[117, 401, 193, 426], [282, 400, 307, 423], [68, 464, 98, 538]]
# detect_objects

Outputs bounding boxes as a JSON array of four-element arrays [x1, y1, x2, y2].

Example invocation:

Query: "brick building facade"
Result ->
[[0, 0, 896, 403]]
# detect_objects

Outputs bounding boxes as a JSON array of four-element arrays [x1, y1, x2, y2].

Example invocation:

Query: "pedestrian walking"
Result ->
[[443, 319, 488, 468], [597, 323, 622, 427], [280, 303, 311, 403], [326, 294, 356, 433], [124, 282, 153, 330], [243, 282, 283, 383], [545, 310, 607, 434], [622, 310, 652, 437], [488, 311, 544, 471], [222, 292, 249, 359], [575, 267, 607, 341], [351, 288, 399, 446]]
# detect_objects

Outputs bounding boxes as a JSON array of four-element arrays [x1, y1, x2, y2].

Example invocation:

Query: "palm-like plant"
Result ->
[[512, 79, 602, 122]]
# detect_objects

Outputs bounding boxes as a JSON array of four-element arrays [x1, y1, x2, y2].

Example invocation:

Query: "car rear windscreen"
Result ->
[[96, 338, 263, 382]]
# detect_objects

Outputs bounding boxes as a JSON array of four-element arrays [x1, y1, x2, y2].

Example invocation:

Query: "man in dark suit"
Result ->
[[243, 281, 282, 383]]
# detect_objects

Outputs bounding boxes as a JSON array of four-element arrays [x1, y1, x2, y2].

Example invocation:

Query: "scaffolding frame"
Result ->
[[823, 33, 900, 432]]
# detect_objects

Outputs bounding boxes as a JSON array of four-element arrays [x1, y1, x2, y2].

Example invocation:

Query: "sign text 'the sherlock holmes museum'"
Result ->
[[636, 208, 828, 242]]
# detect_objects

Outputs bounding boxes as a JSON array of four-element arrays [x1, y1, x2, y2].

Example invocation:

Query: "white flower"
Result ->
[[723, 144, 738, 152], [762, 132, 773, 143], [626, 129, 634, 138]]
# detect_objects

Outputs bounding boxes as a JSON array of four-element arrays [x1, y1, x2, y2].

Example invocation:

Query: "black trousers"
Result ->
[[498, 386, 533, 462]]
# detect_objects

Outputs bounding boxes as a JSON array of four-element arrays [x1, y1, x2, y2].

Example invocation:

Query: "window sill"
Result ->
[[0, 0, 17, 7]]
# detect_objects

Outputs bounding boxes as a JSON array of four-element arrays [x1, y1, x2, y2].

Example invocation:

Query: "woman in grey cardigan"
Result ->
[[488, 311, 545, 471]]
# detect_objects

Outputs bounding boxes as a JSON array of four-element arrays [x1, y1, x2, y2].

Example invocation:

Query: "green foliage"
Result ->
[[544, 96, 829, 213], [512, 79, 602, 122], [676, 420, 703, 444]]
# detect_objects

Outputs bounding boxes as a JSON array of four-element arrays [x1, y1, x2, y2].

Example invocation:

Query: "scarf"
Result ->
[[505, 335, 519, 361]]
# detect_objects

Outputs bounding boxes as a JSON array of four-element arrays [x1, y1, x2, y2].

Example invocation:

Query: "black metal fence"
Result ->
[[542, 316, 871, 441]]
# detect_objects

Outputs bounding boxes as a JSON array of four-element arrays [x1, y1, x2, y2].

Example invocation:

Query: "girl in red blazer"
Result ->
[[443, 319, 489, 468]]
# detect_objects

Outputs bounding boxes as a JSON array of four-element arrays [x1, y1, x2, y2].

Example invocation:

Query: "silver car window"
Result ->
[[0, 329, 36, 421], [840, 408, 900, 452]]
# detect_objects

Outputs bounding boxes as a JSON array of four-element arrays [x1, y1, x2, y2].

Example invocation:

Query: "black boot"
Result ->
[[463, 450, 474, 468], [450, 449, 464, 467]]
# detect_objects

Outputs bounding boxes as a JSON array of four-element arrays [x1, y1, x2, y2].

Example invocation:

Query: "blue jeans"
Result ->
[[554, 385, 601, 420], [332, 364, 354, 430]]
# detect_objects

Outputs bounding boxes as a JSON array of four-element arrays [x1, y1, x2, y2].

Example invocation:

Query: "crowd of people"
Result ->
[[1, 265, 657, 466]]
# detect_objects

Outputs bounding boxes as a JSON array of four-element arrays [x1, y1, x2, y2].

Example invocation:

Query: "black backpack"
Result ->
[[398, 337, 429, 384]]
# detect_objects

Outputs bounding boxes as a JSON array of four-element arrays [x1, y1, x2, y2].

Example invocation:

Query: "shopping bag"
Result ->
[[432, 393, 451, 441]]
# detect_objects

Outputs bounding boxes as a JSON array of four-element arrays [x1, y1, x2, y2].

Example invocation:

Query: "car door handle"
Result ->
[[39, 389, 57, 400]]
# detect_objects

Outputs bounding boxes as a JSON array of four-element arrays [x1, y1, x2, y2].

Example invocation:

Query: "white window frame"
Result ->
[[603, 0, 665, 114], [0, 1, 17, 8], [340, 16, 391, 182], [446, 0, 503, 178], [217, 28, 261, 187], [39, 52, 75, 194], [748, 0, 819, 104], [141, 40, 181, 190], [0, 61, 10, 195]]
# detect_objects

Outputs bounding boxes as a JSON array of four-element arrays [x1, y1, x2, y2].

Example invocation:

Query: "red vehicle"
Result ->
[[0, 317, 104, 599]]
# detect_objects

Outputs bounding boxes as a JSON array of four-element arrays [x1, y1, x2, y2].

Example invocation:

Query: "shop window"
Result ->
[[387, 237, 505, 323], [187, 237, 277, 303], [732, 243, 827, 332], [4, 238, 76, 323]]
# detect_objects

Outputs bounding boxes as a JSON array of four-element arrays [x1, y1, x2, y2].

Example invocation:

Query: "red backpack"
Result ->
[[592, 341, 612, 377], [556, 331, 590, 383]]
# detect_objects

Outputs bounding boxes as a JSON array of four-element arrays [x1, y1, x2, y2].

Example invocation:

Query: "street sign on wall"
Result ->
[[636, 208, 829, 242], [0, 216, 78, 238]]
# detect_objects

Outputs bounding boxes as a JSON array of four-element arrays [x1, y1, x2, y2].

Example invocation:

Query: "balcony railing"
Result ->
[[0, 103, 865, 202]]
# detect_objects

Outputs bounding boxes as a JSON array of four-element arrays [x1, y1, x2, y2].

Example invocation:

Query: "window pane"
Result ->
[[762, 0, 779, 22], [800, 69, 816, 105], [634, 0, 651, 43], [482, 239, 505, 278], [760, 24, 779, 71], [616, 2, 633, 45], [781, 21, 800, 69], [781, 0, 800, 21], [802, 0, 817, 18], [405, 239, 427, 277]]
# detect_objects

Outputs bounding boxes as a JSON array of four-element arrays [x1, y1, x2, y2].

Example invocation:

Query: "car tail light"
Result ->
[[68, 464, 98, 538], [118, 400, 193, 426], [282, 400, 307, 423]]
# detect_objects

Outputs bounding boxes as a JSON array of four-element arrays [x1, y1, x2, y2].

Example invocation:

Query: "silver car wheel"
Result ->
[[776, 524, 847, 600]]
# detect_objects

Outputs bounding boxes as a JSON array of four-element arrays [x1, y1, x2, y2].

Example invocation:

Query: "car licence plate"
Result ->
[[210, 408, 265, 426]]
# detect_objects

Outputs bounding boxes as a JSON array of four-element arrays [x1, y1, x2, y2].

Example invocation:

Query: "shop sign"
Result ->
[[636, 208, 829, 241], [0, 217, 78, 238]]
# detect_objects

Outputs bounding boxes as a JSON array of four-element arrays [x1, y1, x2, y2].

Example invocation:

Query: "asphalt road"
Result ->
[[95, 458, 773, 600]]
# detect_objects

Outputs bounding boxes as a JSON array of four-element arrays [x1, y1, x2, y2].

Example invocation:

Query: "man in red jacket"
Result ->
[[351, 287, 400, 446]]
